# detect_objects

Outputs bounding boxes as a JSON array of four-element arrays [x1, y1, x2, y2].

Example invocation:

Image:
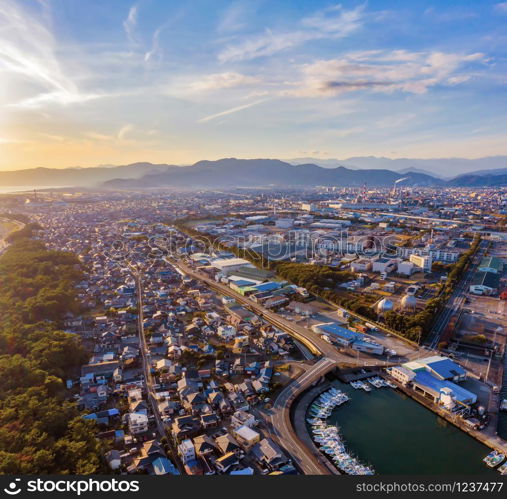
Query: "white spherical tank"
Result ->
[[377, 298, 394, 314], [400, 294, 417, 311]]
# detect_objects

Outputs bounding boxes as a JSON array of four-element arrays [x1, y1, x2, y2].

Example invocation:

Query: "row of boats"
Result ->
[[350, 376, 397, 392], [483, 450, 507, 474], [307, 387, 375, 475]]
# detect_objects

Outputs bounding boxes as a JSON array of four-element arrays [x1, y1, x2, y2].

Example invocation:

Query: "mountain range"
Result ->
[[0, 158, 506, 190], [288, 155, 507, 179]]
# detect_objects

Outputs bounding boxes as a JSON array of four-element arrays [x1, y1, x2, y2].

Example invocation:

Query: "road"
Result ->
[[131, 265, 184, 473], [0, 217, 25, 256], [427, 240, 489, 350], [268, 357, 336, 474]]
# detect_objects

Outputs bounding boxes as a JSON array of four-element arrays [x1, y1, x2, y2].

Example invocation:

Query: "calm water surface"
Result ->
[[323, 380, 497, 475]]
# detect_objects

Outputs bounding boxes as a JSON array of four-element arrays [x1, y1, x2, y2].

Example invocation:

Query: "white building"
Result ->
[[351, 259, 372, 272], [233, 425, 261, 451], [217, 325, 237, 340], [128, 412, 148, 434], [410, 253, 432, 272], [372, 257, 397, 274], [389, 366, 416, 385], [211, 258, 252, 274], [178, 439, 196, 464], [397, 260, 414, 276]]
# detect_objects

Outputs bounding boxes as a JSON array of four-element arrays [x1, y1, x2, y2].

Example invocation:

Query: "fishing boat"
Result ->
[[360, 381, 372, 392], [488, 453, 505, 468], [483, 450, 505, 468], [497, 462, 507, 475]]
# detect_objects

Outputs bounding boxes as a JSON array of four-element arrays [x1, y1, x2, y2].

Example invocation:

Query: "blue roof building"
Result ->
[[254, 281, 281, 293], [425, 359, 466, 381], [152, 457, 180, 475], [412, 371, 477, 407], [313, 323, 362, 346]]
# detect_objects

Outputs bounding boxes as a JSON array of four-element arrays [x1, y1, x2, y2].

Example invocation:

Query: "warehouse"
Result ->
[[412, 371, 477, 408]]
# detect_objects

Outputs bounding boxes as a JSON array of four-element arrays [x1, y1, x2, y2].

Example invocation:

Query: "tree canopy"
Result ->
[[0, 232, 103, 474]]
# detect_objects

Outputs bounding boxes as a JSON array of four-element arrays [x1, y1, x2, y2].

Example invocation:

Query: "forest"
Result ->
[[0, 233, 103, 473]]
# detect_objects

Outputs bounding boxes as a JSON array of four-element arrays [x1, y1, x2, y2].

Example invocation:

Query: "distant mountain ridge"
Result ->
[[0, 162, 175, 187], [288, 155, 507, 178], [0, 158, 505, 190], [101, 158, 443, 189]]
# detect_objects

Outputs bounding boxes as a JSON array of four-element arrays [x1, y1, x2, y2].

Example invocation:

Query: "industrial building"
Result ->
[[469, 271, 500, 295], [312, 322, 384, 355], [411, 371, 477, 408]]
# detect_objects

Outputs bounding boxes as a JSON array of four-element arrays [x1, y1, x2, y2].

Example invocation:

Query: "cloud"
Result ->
[[39, 133, 65, 141], [376, 113, 417, 129], [118, 124, 134, 140], [190, 72, 260, 92], [85, 132, 114, 141], [0, 0, 103, 108], [217, 1, 250, 33], [494, 3, 507, 14], [217, 4, 365, 63], [144, 25, 164, 62], [286, 50, 485, 97], [123, 5, 139, 43], [198, 99, 267, 123]]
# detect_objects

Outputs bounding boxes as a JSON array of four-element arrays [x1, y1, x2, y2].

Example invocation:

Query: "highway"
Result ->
[[427, 240, 489, 350]]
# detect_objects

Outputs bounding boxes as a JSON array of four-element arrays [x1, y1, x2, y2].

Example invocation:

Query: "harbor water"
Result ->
[[324, 380, 497, 475]]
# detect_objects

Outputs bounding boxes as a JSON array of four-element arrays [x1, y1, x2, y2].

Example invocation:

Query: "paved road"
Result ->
[[131, 265, 183, 473], [427, 240, 488, 350], [268, 357, 336, 475], [0, 217, 25, 256]]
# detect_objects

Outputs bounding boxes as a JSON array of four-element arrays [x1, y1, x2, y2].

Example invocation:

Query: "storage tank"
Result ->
[[400, 294, 417, 312], [376, 298, 393, 314]]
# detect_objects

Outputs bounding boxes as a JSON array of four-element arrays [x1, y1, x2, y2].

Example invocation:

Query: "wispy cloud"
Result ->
[[123, 5, 139, 44], [190, 72, 260, 92], [0, 0, 102, 108], [494, 3, 507, 14], [198, 99, 267, 123], [118, 124, 134, 140], [144, 25, 164, 62], [218, 4, 365, 63], [217, 0, 251, 33], [286, 50, 485, 97]]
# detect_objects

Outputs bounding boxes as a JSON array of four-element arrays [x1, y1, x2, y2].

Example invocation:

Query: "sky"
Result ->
[[0, 0, 507, 170]]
